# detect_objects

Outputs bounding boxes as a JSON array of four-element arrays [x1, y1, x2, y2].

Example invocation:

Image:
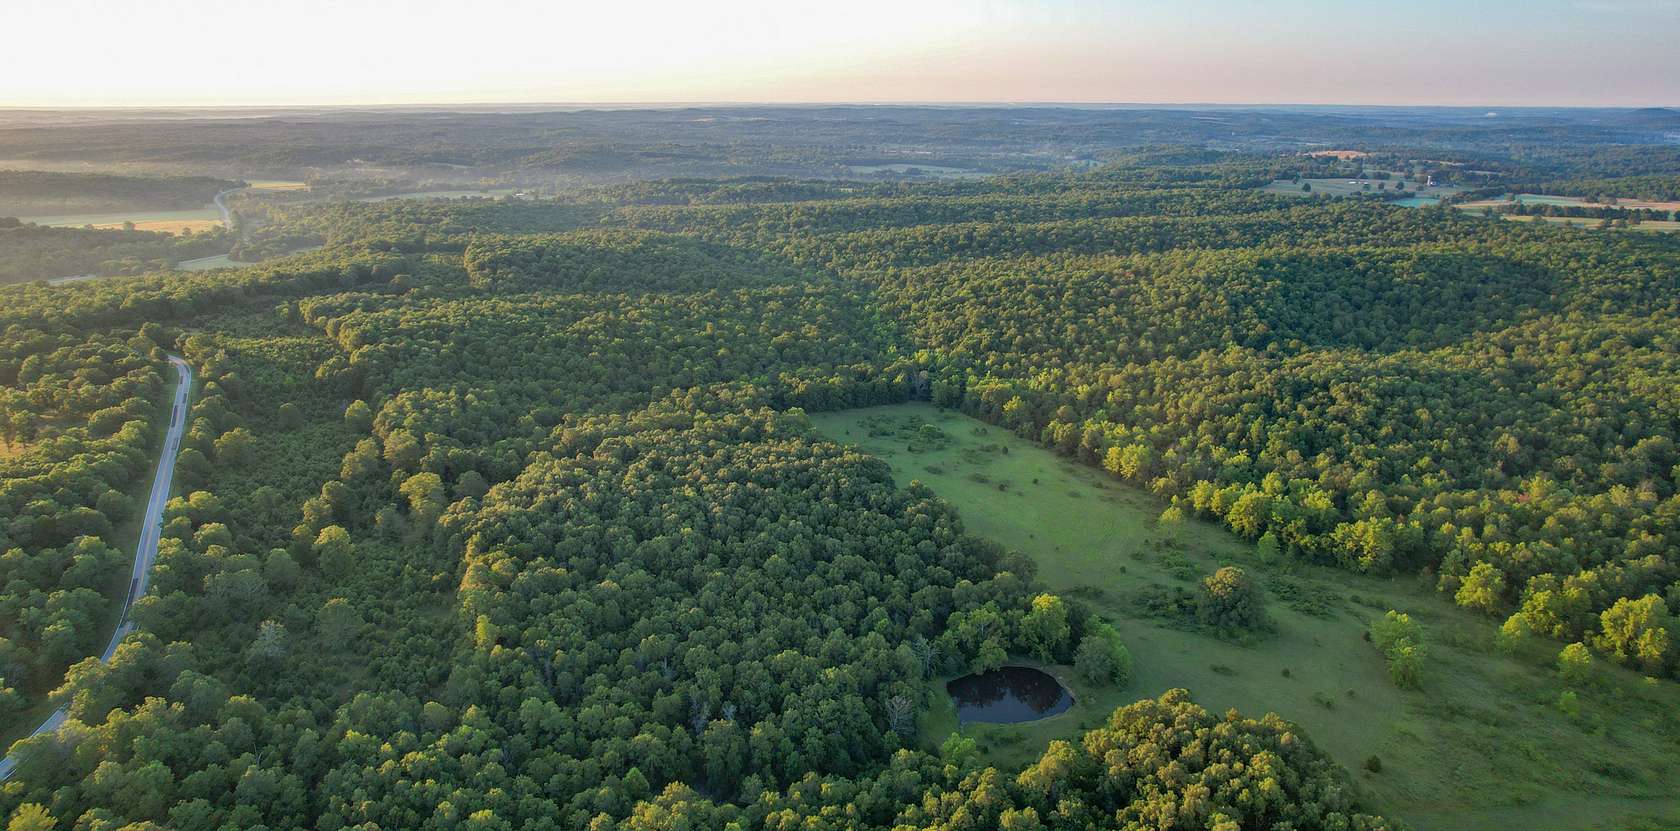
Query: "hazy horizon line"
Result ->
[[2, 99, 1676, 113]]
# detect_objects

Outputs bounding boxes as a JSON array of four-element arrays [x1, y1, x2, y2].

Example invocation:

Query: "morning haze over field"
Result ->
[[0, 2, 1678, 830]]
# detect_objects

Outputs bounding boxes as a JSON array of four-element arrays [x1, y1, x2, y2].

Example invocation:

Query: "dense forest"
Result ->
[[1519, 175, 1680, 203], [0, 148, 1675, 828], [3, 105, 1676, 186], [0, 221, 232, 285], [0, 171, 239, 217]]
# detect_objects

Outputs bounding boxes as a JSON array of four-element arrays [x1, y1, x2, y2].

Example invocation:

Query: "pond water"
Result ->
[[946, 666, 1073, 724]]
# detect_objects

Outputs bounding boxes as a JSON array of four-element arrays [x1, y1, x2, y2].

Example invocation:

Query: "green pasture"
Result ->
[[1263, 177, 1463, 201], [1456, 209, 1680, 232], [813, 403, 1680, 831]]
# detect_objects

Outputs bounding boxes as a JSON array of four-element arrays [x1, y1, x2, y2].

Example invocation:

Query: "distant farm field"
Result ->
[[1263, 177, 1463, 202], [1304, 149, 1371, 160], [359, 188, 518, 202], [1456, 207, 1680, 232], [847, 163, 984, 178], [1459, 192, 1680, 216], [22, 205, 223, 229], [92, 218, 222, 235], [246, 179, 310, 191], [813, 403, 1680, 831], [1463, 193, 1680, 212]]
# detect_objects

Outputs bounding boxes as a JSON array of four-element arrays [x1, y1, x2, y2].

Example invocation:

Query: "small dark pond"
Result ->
[[946, 666, 1073, 724]]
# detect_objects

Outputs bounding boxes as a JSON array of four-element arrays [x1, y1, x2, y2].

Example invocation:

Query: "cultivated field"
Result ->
[[91, 218, 222, 235], [246, 179, 310, 191], [22, 205, 223, 230], [813, 403, 1680, 831]]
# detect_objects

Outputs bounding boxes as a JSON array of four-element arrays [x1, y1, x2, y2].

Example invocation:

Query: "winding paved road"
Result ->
[[0, 355, 192, 780], [212, 187, 240, 227]]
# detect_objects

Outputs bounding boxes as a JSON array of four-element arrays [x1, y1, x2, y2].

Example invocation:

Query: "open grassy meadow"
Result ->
[[1455, 209, 1680, 232], [812, 403, 1680, 831], [1455, 193, 1680, 232], [1263, 177, 1463, 202], [1457, 193, 1680, 212]]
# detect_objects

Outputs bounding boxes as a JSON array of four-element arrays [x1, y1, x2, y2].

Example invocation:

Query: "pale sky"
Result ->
[[4, 0, 1677, 107]]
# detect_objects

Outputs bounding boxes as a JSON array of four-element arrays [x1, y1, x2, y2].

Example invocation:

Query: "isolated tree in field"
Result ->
[[1495, 614, 1531, 655], [1197, 566, 1268, 631], [1157, 505, 1185, 543], [1557, 642, 1594, 685], [1370, 610, 1427, 688]]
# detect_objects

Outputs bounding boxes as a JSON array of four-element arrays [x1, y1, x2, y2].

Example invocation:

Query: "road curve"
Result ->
[[0, 355, 192, 780], [213, 187, 240, 228]]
